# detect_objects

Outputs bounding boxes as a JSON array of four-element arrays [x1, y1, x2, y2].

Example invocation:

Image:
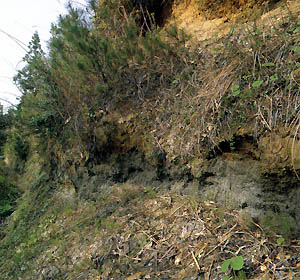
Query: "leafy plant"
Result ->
[[292, 20, 300, 33], [276, 237, 285, 246], [262, 62, 275, 67], [221, 256, 245, 280], [252, 80, 264, 88], [231, 84, 240, 96]]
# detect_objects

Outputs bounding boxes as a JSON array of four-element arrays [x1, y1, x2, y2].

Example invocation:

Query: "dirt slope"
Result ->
[[2, 1, 300, 279], [171, 0, 300, 41]]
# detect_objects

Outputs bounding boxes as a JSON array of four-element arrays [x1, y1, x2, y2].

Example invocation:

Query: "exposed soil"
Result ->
[[171, 0, 300, 41]]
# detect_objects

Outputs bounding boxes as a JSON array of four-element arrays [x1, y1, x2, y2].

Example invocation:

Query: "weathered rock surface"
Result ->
[[65, 132, 300, 234]]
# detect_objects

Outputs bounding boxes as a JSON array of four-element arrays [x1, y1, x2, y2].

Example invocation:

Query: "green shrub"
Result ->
[[0, 109, 14, 155], [11, 0, 300, 164], [0, 170, 20, 219], [3, 129, 29, 172], [261, 212, 296, 239]]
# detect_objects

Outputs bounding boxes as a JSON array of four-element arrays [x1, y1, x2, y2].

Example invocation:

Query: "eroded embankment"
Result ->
[[2, 135, 300, 280], [3, 144, 300, 279], [57, 119, 300, 235], [2, 1, 300, 278]]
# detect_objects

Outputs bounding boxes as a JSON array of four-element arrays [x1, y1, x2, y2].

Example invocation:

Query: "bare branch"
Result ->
[[0, 97, 17, 108], [0, 28, 28, 52]]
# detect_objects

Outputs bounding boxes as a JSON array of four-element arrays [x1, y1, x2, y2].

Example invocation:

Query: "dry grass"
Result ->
[[16, 185, 300, 279], [136, 11, 300, 164]]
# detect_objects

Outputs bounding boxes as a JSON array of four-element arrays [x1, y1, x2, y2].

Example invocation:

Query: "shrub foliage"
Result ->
[[11, 0, 300, 163]]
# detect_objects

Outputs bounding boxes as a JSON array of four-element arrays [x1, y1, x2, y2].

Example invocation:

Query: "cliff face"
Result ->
[[164, 0, 300, 223], [1, 0, 300, 279]]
